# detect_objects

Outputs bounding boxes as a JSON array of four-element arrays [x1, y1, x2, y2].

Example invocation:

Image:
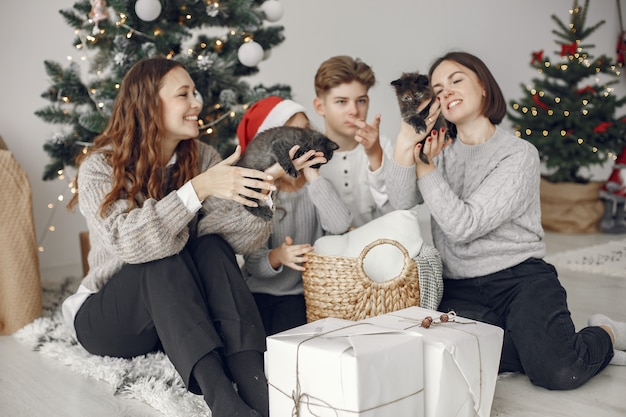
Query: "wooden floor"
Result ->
[[1, 229, 625, 417]]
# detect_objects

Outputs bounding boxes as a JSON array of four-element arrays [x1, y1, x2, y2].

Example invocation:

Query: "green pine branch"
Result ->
[[508, 0, 626, 183], [37, 0, 290, 180]]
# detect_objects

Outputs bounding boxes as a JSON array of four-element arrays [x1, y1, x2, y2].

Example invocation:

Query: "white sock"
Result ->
[[610, 350, 626, 366], [588, 314, 626, 350]]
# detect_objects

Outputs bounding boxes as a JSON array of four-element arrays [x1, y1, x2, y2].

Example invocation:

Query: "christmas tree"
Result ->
[[37, 0, 291, 181], [508, 0, 626, 184]]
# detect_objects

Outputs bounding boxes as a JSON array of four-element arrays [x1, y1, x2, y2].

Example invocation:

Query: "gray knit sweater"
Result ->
[[386, 126, 545, 279], [77, 141, 272, 292], [242, 177, 351, 296]]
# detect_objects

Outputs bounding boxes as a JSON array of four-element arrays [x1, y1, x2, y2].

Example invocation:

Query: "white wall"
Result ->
[[0, 0, 621, 270]]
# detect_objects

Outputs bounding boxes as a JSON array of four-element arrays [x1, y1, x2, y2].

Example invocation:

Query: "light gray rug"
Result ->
[[12, 278, 211, 417], [545, 238, 626, 278]]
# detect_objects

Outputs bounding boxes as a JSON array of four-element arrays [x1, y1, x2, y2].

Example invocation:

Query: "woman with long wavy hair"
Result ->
[[61, 57, 309, 417]]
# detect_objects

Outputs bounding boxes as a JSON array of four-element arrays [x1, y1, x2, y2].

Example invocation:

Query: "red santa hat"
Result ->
[[236, 96, 307, 152]]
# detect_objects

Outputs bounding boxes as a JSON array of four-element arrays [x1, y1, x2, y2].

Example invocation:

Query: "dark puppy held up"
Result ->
[[236, 126, 338, 219], [391, 72, 455, 164]]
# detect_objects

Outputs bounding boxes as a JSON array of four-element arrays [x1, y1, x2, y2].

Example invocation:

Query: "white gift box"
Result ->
[[265, 317, 424, 417], [362, 307, 504, 417]]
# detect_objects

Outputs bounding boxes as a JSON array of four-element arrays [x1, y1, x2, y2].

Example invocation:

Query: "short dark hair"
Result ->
[[428, 51, 506, 125]]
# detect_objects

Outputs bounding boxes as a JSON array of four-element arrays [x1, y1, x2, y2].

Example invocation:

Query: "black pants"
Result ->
[[438, 258, 613, 390], [74, 234, 266, 393], [252, 292, 307, 336]]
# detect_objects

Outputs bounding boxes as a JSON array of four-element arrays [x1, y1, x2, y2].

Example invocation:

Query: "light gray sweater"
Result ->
[[386, 126, 545, 279], [242, 177, 351, 296], [77, 141, 272, 292]]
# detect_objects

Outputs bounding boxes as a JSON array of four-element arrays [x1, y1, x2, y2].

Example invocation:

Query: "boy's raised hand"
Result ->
[[349, 113, 381, 150], [349, 113, 383, 170]]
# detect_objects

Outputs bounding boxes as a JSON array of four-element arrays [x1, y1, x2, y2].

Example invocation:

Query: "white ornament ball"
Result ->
[[238, 41, 264, 67], [135, 0, 162, 22], [260, 0, 283, 22]]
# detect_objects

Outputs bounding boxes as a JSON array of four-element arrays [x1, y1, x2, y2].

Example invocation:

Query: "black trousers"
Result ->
[[252, 292, 307, 336], [74, 234, 266, 393], [438, 258, 613, 390]]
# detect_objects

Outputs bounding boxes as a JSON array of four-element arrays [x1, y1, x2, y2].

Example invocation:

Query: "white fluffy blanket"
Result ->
[[13, 278, 211, 417]]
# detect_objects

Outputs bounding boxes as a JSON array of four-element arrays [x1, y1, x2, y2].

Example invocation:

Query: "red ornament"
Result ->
[[531, 50, 544, 65], [560, 41, 578, 57], [532, 94, 550, 111], [576, 85, 596, 95], [593, 121, 612, 133], [617, 31, 626, 65]]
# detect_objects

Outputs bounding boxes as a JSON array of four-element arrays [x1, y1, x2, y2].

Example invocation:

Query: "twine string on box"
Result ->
[[390, 311, 485, 415], [267, 322, 424, 416]]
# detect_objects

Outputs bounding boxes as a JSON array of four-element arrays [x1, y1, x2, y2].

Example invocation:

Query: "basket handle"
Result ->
[[356, 238, 413, 282]]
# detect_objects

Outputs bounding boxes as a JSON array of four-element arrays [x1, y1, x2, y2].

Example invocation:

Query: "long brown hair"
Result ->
[[68, 57, 199, 216]]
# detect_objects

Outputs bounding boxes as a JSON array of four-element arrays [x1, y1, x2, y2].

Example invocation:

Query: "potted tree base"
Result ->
[[539, 178, 604, 233]]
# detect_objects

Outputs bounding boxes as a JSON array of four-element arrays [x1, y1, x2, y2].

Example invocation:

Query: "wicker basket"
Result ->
[[302, 238, 420, 322]]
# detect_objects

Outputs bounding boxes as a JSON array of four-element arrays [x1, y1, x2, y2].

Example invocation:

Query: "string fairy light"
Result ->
[[37, 173, 75, 253]]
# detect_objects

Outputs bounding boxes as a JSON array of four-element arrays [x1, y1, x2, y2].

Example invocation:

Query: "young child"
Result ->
[[313, 55, 395, 227], [237, 96, 352, 335]]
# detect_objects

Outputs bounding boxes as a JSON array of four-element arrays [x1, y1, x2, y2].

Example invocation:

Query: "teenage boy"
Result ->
[[313, 55, 394, 227]]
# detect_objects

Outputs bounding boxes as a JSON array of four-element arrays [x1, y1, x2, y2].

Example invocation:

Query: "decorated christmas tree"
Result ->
[[508, 0, 626, 184], [37, 0, 291, 181]]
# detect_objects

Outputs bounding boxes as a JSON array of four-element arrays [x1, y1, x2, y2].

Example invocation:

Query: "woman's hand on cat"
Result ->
[[414, 127, 449, 179], [191, 146, 276, 206], [269, 235, 314, 271], [393, 102, 441, 167]]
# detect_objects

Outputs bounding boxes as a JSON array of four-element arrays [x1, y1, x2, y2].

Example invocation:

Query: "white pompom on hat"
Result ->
[[236, 96, 307, 152]]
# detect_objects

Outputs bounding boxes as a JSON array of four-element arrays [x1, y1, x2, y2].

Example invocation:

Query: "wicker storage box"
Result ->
[[302, 238, 420, 322]]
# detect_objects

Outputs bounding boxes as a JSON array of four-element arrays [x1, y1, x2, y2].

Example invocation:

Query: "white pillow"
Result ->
[[313, 208, 423, 283]]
